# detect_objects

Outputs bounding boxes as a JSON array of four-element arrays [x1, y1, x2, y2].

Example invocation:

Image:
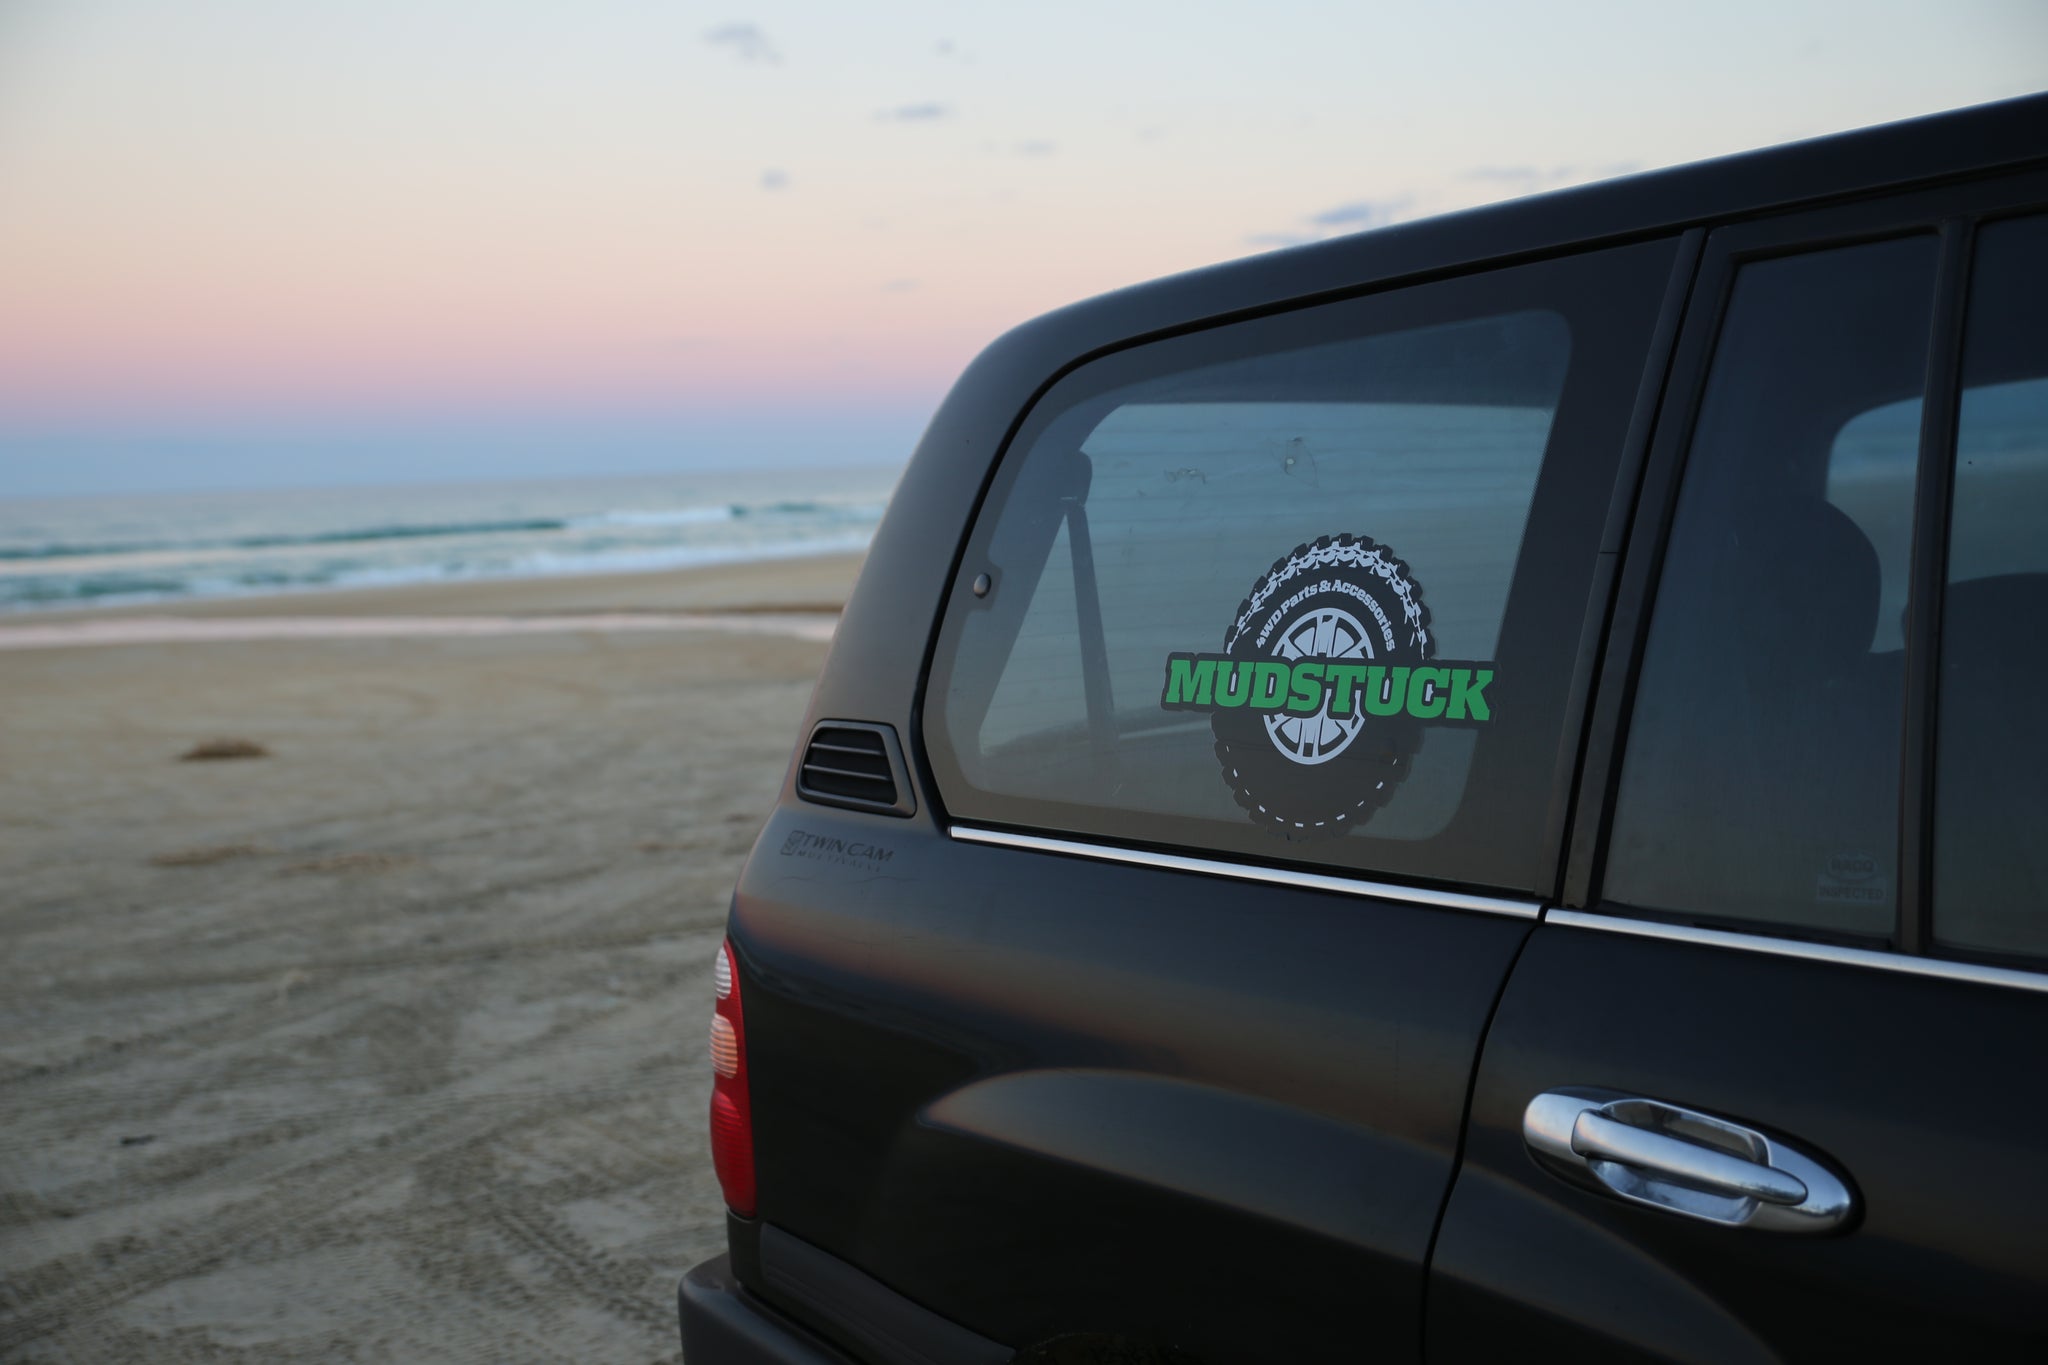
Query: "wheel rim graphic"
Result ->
[[1214, 533, 1431, 838], [1263, 605, 1372, 765]]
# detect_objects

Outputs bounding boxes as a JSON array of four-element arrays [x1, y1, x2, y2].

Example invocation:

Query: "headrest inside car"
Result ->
[[1728, 499, 1882, 682]]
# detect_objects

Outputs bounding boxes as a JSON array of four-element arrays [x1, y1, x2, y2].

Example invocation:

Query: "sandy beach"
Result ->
[[0, 554, 859, 1362]]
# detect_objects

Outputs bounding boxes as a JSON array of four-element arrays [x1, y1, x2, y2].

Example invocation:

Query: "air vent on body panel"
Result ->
[[796, 722, 916, 816]]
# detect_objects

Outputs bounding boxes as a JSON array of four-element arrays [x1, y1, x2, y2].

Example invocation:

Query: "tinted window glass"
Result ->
[[1935, 213, 2048, 959], [977, 322, 1561, 844], [1604, 236, 1938, 936], [926, 242, 1678, 893]]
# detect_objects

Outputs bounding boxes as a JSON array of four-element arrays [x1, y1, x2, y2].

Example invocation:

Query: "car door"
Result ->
[[731, 238, 1686, 1361], [1430, 177, 2048, 1360]]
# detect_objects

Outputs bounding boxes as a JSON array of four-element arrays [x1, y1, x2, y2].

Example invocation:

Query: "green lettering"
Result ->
[[1406, 666, 1448, 718], [1163, 655, 1218, 708], [1251, 661, 1291, 709], [1323, 664, 1368, 717], [1363, 666, 1408, 717], [1448, 668, 1493, 721], [1286, 661, 1326, 713], [1160, 651, 1497, 723], [1215, 660, 1253, 708]]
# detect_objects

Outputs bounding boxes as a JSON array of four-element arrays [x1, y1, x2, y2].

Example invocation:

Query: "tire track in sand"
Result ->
[[0, 1075, 662, 1356]]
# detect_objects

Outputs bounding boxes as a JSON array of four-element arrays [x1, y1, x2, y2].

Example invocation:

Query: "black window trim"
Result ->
[[918, 238, 1695, 903], [1896, 219, 1974, 955], [1565, 166, 2048, 981]]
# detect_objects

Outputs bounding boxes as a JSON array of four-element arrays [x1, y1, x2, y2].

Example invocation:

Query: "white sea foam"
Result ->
[[572, 504, 737, 528], [0, 470, 897, 614]]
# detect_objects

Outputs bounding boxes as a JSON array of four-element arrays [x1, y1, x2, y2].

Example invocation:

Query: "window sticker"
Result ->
[[1159, 534, 1495, 838], [1815, 851, 1889, 909]]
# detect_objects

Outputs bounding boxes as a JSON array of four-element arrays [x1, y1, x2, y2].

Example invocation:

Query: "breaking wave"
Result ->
[[0, 475, 897, 614]]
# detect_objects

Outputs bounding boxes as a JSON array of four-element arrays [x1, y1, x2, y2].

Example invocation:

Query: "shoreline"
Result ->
[[0, 549, 866, 628], [0, 611, 841, 651]]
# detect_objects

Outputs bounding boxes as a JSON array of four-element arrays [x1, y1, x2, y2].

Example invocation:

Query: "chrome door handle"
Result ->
[[1524, 1088, 1855, 1233], [1570, 1110, 1807, 1205]]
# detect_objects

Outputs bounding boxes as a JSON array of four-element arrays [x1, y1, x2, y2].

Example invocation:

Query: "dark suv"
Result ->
[[682, 95, 2048, 1363]]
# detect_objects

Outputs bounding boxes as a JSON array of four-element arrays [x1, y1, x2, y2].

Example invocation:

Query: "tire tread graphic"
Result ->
[[1213, 534, 1433, 837]]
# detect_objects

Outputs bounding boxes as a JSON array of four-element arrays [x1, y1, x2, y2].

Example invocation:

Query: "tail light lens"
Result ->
[[708, 938, 756, 1216]]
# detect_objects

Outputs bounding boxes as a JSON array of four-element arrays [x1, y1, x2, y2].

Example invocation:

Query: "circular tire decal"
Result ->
[[1212, 535, 1432, 838]]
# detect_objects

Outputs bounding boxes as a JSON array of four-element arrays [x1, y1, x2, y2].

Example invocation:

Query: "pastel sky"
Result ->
[[2, 1, 2043, 495]]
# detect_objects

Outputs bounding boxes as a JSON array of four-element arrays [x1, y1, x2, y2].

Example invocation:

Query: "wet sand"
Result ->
[[0, 554, 859, 1362]]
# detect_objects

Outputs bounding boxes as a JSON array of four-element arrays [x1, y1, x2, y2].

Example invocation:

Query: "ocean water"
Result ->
[[0, 467, 900, 614]]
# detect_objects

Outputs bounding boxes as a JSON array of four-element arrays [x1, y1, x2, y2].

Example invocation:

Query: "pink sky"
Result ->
[[2, 1, 2042, 492]]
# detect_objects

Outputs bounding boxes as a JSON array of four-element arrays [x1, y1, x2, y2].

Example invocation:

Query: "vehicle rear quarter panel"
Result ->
[[732, 805, 1530, 1357]]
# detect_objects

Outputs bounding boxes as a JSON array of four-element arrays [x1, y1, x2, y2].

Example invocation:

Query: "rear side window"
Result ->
[[1935, 212, 2048, 960], [925, 242, 1678, 894], [1602, 235, 1939, 936]]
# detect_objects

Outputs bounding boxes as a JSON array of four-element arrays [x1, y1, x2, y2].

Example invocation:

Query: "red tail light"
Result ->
[[708, 938, 756, 1216]]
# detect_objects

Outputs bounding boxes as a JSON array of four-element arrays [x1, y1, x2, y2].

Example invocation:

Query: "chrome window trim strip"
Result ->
[[1545, 909, 2048, 996], [947, 826, 1542, 919]]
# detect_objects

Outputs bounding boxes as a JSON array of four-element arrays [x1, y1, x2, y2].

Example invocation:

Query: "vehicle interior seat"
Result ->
[[1932, 571, 2048, 955], [1723, 496, 1898, 923], [1609, 494, 1897, 934]]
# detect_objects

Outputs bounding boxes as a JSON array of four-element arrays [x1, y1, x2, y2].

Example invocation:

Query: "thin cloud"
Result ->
[[760, 168, 789, 191], [876, 102, 953, 123], [705, 23, 780, 64], [1307, 197, 1413, 230], [1246, 196, 1415, 253], [881, 279, 920, 292], [1465, 161, 1640, 188], [1012, 140, 1056, 157]]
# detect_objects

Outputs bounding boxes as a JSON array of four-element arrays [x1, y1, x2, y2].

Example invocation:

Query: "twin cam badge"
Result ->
[[1159, 534, 1497, 838]]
